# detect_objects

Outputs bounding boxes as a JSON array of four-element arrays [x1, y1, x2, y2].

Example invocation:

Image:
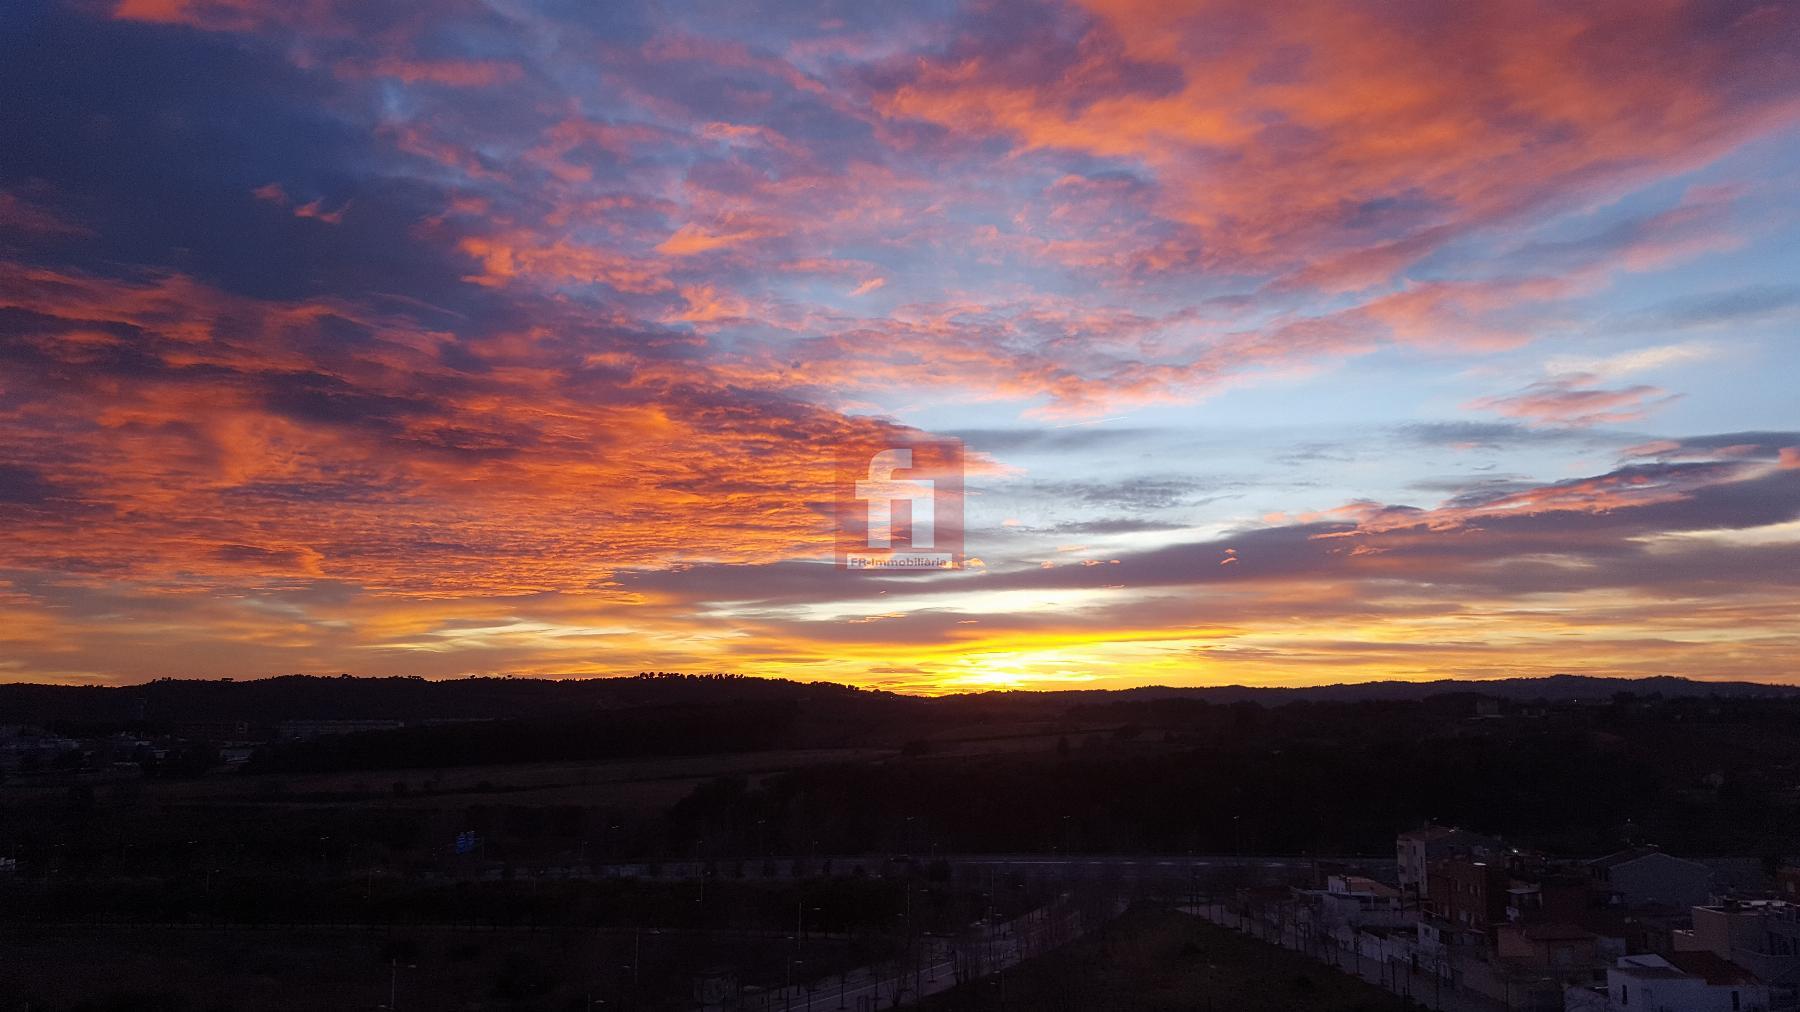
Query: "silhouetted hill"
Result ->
[[0, 672, 893, 729], [1, 671, 1794, 730], [1011, 673, 1800, 705]]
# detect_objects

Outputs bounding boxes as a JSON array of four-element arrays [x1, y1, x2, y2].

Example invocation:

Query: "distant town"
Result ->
[[1205, 825, 1795, 1011]]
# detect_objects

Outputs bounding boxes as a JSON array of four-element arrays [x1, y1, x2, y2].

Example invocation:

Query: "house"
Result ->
[[1314, 875, 1409, 930], [1495, 922, 1619, 976], [1327, 874, 1401, 903], [170, 719, 253, 742], [1675, 901, 1800, 1009], [1602, 952, 1769, 1012], [1591, 848, 1715, 910], [0, 725, 81, 770], [1397, 824, 1504, 905], [1483, 921, 1618, 1011], [1429, 856, 1510, 935], [275, 719, 404, 740], [1507, 858, 1601, 925]]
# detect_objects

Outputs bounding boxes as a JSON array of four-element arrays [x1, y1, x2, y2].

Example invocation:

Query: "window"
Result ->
[[1732, 991, 1740, 1011]]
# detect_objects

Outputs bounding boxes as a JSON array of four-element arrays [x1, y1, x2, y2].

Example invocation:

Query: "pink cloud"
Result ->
[[1469, 375, 1679, 428], [0, 192, 89, 237], [337, 58, 524, 89]]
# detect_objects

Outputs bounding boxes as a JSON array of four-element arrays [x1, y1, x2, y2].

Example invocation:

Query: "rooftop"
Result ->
[[1667, 950, 1761, 986]]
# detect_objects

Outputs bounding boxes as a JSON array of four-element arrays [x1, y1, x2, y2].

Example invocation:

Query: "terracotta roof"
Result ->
[[1334, 876, 1400, 897]]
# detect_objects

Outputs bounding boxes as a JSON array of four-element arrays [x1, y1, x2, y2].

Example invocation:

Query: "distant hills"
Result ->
[[0, 673, 891, 728], [2, 671, 1797, 729], [1042, 673, 1800, 705]]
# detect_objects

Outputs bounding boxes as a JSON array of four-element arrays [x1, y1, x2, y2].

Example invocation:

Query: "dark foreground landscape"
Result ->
[[5, 673, 1800, 1009]]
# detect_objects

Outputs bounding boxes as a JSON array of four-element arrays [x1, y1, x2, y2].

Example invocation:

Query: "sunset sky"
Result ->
[[2, 0, 1798, 691]]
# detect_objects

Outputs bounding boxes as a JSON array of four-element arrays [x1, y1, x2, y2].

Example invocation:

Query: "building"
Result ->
[[275, 719, 404, 739], [1495, 922, 1619, 975], [1397, 825, 1504, 905], [1488, 922, 1619, 1010], [1429, 856, 1511, 936], [170, 719, 253, 742], [1676, 902, 1800, 1009], [1590, 848, 1716, 910], [0, 725, 81, 770], [1600, 952, 1769, 1012], [1314, 875, 1408, 930], [1507, 858, 1601, 925]]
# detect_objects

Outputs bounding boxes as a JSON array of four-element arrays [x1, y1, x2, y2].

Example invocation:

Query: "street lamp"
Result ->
[[381, 958, 416, 1010]]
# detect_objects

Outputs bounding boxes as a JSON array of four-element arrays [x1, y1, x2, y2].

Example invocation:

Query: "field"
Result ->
[[0, 748, 897, 811], [158, 747, 898, 808], [0, 724, 1159, 813]]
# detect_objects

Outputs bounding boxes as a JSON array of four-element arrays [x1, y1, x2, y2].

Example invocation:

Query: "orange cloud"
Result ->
[[112, 0, 332, 32], [0, 265, 920, 603], [457, 233, 673, 294], [655, 222, 768, 257], [877, 0, 1800, 277]]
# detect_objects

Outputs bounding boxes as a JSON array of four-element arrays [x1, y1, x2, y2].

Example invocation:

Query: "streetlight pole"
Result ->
[[385, 958, 414, 1009]]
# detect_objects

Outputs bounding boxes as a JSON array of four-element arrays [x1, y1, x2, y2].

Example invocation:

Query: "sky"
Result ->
[[2, 0, 1798, 692]]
